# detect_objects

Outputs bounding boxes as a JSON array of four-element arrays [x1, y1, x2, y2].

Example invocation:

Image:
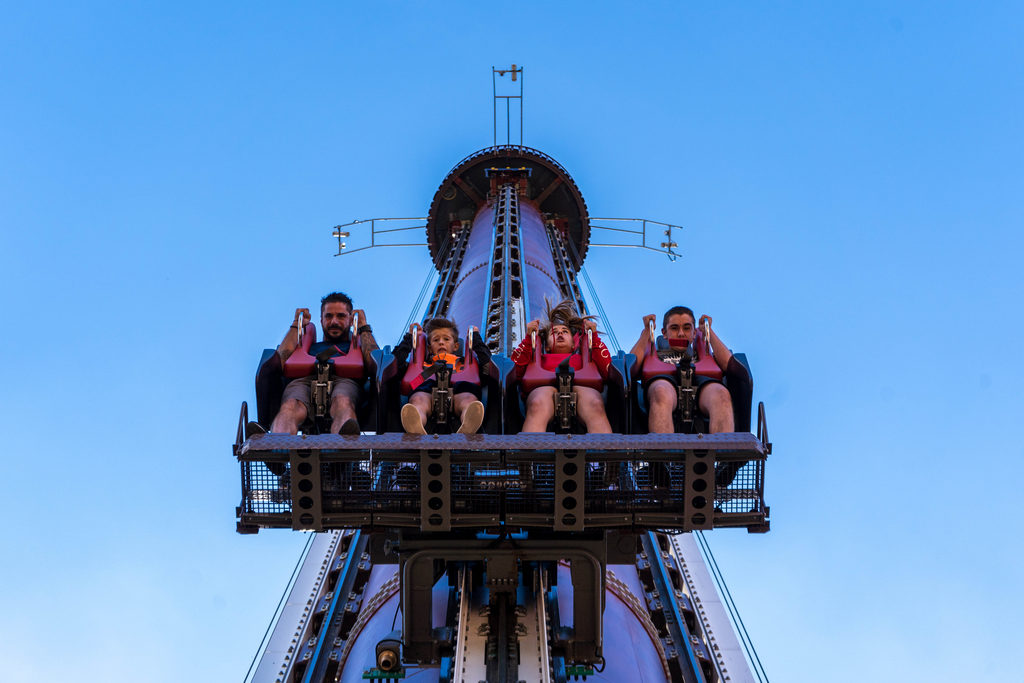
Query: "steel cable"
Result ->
[[563, 237, 621, 351], [404, 263, 439, 330], [244, 531, 317, 683], [577, 263, 621, 352], [694, 530, 770, 683]]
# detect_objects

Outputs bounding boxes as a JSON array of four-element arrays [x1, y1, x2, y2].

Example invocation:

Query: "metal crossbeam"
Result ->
[[238, 431, 766, 455]]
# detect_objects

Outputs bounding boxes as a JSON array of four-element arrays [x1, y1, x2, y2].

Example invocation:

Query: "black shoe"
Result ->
[[715, 462, 745, 488], [338, 418, 360, 435], [245, 421, 268, 439]]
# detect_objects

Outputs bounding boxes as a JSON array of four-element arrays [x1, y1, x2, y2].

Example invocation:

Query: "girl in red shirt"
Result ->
[[510, 299, 612, 433]]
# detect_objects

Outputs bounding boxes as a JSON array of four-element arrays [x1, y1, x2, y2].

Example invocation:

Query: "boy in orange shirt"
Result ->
[[393, 318, 488, 434]]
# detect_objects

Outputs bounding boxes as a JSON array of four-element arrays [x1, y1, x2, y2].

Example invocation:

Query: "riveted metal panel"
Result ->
[[290, 449, 322, 531], [420, 450, 451, 532]]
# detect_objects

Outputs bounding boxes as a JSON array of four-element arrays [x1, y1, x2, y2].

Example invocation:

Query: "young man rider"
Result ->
[[629, 305, 734, 434]]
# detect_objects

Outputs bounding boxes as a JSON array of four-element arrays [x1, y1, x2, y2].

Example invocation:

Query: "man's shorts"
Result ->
[[644, 374, 724, 404], [411, 379, 483, 400], [282, 376, 361, 416]]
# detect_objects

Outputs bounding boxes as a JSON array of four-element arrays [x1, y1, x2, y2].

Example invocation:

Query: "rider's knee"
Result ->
[[526, 388, 555, 414], [702, 383, 732, 413], [648, 382, 676, 410], [280, 398, 306, 417], [331, 394, 355, 414], [575, 387, 604, 412]]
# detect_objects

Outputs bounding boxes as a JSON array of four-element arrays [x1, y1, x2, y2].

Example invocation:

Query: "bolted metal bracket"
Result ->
[[290, 449, 323, 531], [683, 448, 714, 530], [420, 449, 451, 532], [554, 449, 585, 531]]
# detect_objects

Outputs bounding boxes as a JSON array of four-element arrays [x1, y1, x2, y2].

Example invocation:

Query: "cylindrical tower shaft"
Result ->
[[424, 146, 591, 353]]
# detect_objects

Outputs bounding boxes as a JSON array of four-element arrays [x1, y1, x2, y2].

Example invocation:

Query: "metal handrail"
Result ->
[[332, 217, 428, 256], [757, 401, 771, 455], [588, 217, 683, 261]]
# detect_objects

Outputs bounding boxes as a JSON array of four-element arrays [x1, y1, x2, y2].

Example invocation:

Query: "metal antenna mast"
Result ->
[[493, 65, 523, 148]]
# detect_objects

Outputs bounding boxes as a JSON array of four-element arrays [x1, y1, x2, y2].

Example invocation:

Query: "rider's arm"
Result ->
[[470, 335, 493, 371], [392, 333, 414, 372], [276, 308, 310, 362], [509, 335, 533, 368], [352, 309, 378, 366], [701, 315, 733, 371], [628, 314, 657, 364], [392, 333, 413, 361], [359, 330, 379, 366], [511, 319, 539, 368], [590, 333, 612, 376]]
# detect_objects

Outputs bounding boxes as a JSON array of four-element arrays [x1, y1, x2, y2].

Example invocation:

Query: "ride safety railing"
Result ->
[[234, 429, 768, 535], [332, 218, 428, 256], [588, 218, 685, 261]]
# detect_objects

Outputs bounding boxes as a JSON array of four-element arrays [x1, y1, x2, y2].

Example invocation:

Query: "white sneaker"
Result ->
[[457, 400, 485, 434], [401, 404, 426, 434]]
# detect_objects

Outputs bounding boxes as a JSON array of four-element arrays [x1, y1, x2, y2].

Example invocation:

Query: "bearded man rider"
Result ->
[[269, 291, 378, 435]]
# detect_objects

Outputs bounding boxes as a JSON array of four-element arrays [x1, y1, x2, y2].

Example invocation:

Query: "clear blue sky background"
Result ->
[[2, 3, 1021, 681]]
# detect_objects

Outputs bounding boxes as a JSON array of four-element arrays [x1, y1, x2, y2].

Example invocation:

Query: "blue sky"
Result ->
[[2, 2, 1022, 681]]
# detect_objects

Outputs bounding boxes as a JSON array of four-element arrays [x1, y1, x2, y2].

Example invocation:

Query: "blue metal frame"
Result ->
[[300, 530, 363, 683]]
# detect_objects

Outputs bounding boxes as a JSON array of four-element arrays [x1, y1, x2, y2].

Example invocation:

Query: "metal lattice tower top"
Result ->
[[423, 146, 591, 353]]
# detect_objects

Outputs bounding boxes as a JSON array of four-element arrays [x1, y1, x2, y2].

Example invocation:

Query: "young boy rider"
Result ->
[[393, 317, 489, 434], [629, 305, 734, 434], [510, 299, 613, 433]]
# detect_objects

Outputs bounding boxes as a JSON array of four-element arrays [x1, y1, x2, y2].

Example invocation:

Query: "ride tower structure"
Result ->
[[235, 69, 771, 683]]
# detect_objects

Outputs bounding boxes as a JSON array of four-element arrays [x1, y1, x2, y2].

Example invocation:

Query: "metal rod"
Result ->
[[372, 225, 427, 234], [589, 225, 645, 236], [334, 244, 426, 257], [590, 217, 682, 227], [335, 217, 426, 226], [588, 244, 654, 250]]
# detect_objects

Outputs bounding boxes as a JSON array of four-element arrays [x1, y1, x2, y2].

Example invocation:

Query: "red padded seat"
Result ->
[[640, 328, 722, 383], [400, 331, 482, 395], [520, 330, 606, 394], [283, 322, 366, 380]]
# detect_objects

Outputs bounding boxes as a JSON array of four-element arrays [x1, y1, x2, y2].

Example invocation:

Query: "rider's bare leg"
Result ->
[[271, 399, 308, 434], [646, 379, 677, 434], [454, 392, 484, 434], [453, 392, 475, 417], [574, 386, 612, 434], [523, 387, 557, 432], [699, 383, 734, 433], [329, 395, 359, 434], [407, 392, 432, 426]]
